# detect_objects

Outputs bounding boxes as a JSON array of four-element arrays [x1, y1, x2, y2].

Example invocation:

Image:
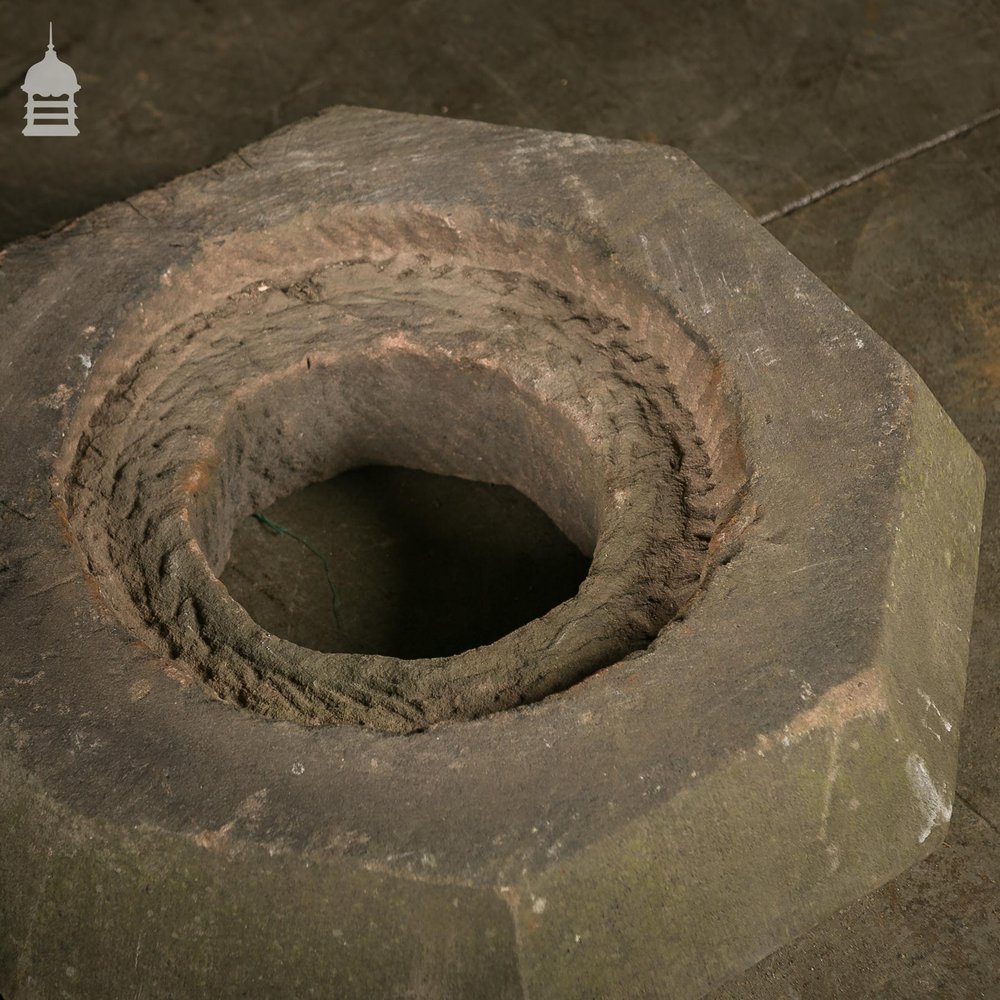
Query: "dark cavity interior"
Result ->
[[220, 465, 592, 659], [190, 348, 604, 659]]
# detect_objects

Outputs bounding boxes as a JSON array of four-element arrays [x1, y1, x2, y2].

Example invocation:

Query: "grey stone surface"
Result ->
[[3, 2, 999, 994], [713, 115, 1000, 1000], [0, 107, 985, 998]]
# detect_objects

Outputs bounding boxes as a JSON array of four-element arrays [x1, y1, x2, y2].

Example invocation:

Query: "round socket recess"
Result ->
[[0, 106, 985, 999]]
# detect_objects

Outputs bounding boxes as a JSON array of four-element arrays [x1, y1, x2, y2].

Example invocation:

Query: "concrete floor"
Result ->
[[1, 1, 998, 995]]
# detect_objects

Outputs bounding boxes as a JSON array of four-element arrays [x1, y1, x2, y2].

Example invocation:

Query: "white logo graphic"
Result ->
[[22, 23, 80, 137]]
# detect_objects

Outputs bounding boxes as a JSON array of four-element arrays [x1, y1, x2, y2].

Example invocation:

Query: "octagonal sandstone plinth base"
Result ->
[[0, 106, 985, 999]]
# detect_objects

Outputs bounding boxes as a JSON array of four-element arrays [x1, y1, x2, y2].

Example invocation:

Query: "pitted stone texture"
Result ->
[[0, 107, 985, 1000], [64, 254, 727, 731]]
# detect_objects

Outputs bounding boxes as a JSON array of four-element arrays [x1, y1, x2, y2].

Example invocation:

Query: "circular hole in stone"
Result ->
[[61, 242, 746, 730], [219, 465, 592, 659]]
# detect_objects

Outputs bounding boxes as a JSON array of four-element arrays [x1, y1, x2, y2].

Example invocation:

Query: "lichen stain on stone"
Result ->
[[905, 753, 952, 844], [192, 790, 268, 851], [367, 329, 426, 357], [193, 820, 235, 851], [180, 457, 215, 496], [756, 665, 887, 754], [128, 678, 153, 702], [39, 383, 73, 410]]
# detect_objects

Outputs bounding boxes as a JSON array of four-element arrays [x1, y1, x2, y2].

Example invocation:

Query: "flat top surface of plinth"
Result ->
[[1, 6, 997, 994], [0, 106, 985, 999]]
